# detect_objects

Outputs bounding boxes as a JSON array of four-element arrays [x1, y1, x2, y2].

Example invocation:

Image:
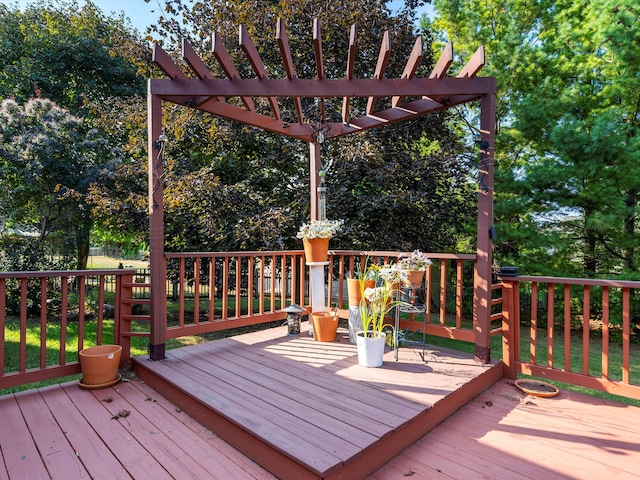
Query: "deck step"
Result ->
[[121, 331, 151, 337], [122, 314, 151, 322], [121, 298, 151, 305]]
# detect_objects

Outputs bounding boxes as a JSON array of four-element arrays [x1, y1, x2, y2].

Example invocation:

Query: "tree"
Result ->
[[0, 0, 146, 112], [0, 98, 120, 269], [0, 1, 150, 268], [432, 0, 640, 276]]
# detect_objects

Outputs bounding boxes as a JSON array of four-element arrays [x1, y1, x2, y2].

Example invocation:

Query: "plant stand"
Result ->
[[308, 261, 328, 336], [393, 283, 428, 362]]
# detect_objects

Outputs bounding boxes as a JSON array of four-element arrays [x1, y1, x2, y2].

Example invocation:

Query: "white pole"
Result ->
[[308, 262, 328, 335]]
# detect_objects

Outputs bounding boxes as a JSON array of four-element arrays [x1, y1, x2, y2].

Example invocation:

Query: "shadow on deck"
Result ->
[[133, 323, 503, 479]]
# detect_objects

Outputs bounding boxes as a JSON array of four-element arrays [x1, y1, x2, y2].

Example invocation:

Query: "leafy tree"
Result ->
[[0, 1, 150, 268], [432, 0, 640, 277], [0, 0, 146, 111], [0, 98, 118, 269]]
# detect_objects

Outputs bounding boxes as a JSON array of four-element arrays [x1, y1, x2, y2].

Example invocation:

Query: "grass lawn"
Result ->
[[87, 255, 149, 269]]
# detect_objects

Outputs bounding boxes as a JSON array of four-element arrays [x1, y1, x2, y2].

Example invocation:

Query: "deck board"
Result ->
[[370, 378, 640, 480], [148, 335, 434, 476], [60, 382, 177, 480], [0, 393, 50, 479], [15, 387, 90, 479], [38, 385, 131, 479]]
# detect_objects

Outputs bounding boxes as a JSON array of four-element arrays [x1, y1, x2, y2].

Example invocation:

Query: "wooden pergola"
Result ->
[[147, 19, 496, 363]]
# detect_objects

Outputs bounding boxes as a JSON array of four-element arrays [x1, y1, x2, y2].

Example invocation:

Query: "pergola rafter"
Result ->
[[150, 19, 491, 142], [147, 18, 497, 365]]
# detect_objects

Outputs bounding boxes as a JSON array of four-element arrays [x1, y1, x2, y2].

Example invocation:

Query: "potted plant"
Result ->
[[347, 261, 379, 342], [356, 276, 403, 367], [397, 249, 432, 286], [347, 261, 379, 306], [296, 219, 344, 262]]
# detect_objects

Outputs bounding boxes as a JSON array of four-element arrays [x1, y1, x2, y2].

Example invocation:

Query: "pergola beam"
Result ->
[[148, 76, 494, 98], [392, 36, 423, 107], [212, 32, 255, 111], [366, 30, 391, 115], [276, 18, 304, 123], [341, 25, 357, 124], [430, 42, 453, 79], [458, 45, 485, 78]]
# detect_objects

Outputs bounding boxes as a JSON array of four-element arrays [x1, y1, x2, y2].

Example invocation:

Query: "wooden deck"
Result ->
[[2, 324, 639, 479], [370, 378, 640, 479], [132, 323, 502, 479]]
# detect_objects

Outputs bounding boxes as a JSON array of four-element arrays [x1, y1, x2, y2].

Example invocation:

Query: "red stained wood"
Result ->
[[0, 393, 50, 479], [3, 326, 639, 480], [15, 388, 91, 479], [371, 379, 640, 480], [133, 325, 499, 479], [0, 378, 276, 480]]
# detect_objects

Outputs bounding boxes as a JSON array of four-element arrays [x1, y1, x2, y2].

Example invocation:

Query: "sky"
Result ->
[[10, 0, 434, 34]]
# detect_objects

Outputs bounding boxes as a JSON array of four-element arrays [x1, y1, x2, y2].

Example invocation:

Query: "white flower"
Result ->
[[398, 250, 432, 270], [296, 219, 344, 240]]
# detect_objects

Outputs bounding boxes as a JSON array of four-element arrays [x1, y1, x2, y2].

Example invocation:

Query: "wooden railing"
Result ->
[[501, 275, 640, 401], [162, 250, 479, 344], [330, 251, 479, 342], [0, 269, 141, 390], [5, 257, 640, 403], [162, 252, 306, 338]]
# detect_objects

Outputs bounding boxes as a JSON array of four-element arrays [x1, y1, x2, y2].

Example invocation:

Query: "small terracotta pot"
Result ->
[[79, 345, 122, 388], [312, 312, 338, 342], [405, 269, 425, 286], [347, 278, 375, 306]]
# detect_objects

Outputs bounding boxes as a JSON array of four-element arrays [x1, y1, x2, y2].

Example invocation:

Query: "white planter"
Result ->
[[356, 331, 386, 367]]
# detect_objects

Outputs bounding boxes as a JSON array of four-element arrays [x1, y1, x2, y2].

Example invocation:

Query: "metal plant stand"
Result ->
[[393, 282, 427, 362]]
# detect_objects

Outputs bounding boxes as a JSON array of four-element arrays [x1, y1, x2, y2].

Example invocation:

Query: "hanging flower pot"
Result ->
[[297, 219, 344, 263], [312, 311, 338, 342], [78, 344, 122, 389]]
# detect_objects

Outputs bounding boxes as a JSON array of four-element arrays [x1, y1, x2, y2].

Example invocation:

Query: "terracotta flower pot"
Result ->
[[312, 312, 338, 342], [347, 278, 375, 306], [79, 344, 122, 389], [405, 269, 425, 286], [303, 238, 330, 262]]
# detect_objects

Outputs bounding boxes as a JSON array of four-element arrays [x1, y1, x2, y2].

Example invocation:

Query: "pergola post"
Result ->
[[473, 89, 497, 363], [308, 141, 328, 328], [147, 90, 167, 360]]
